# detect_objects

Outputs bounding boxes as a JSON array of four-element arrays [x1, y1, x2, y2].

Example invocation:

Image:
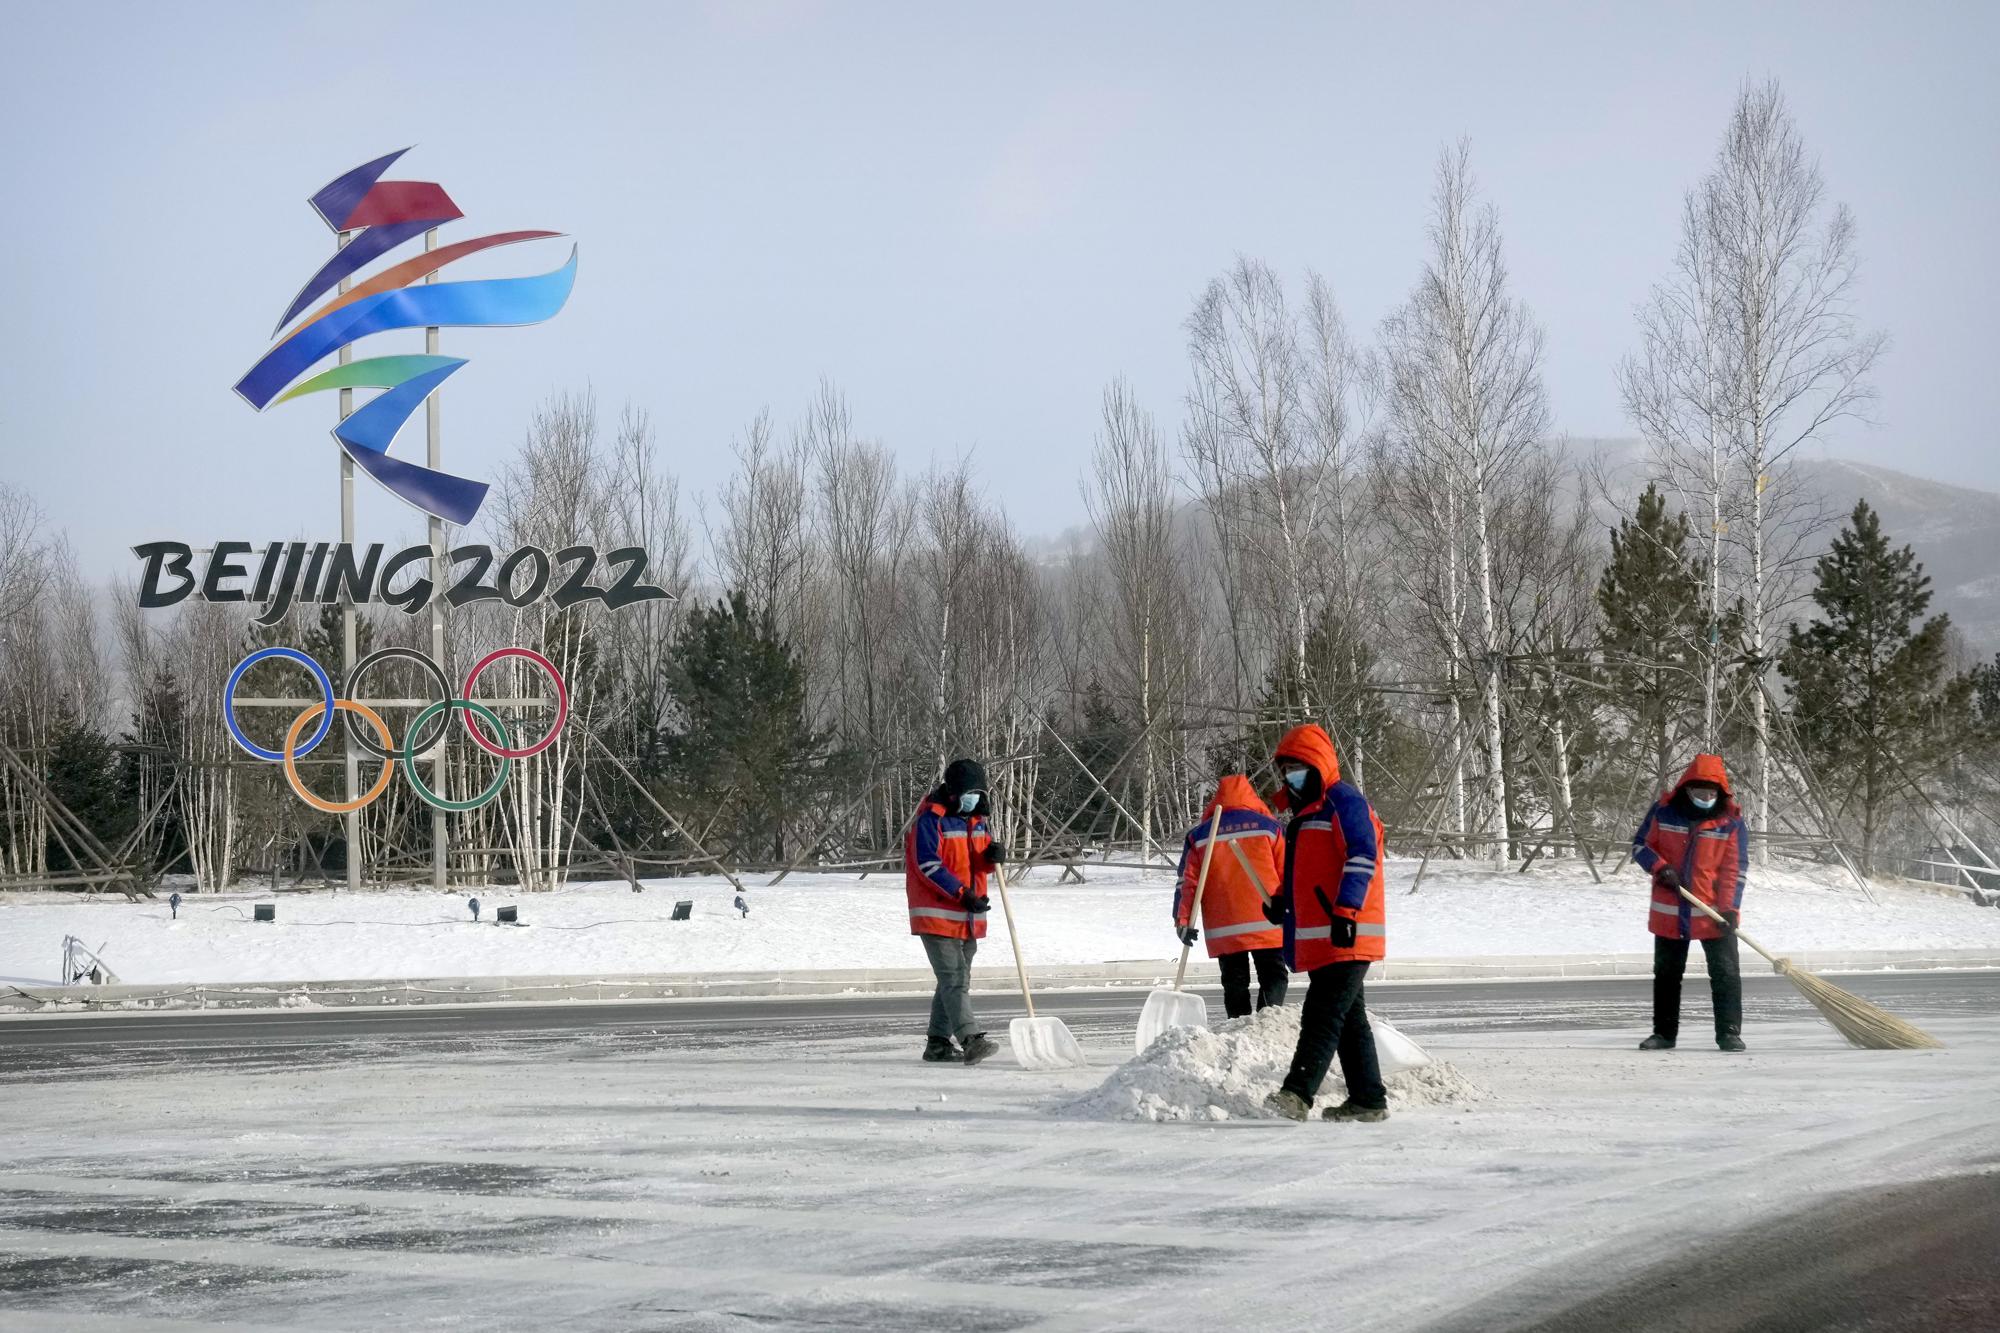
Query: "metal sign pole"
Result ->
[[425, 226, 448, 894], [336, 231, 361, 894]]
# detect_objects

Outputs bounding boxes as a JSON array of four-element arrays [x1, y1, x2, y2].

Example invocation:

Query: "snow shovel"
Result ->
[[990, 862, 1086, 1069], [1135, 805, 1223, 1054]]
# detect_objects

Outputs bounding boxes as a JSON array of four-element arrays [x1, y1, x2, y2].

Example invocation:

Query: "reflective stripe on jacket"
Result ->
[[1172, 774, 1284, 957], [905, 798, 992, 939]]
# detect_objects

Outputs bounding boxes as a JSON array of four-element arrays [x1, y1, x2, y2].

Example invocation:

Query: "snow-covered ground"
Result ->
[[5, 994, 1996, 1330], [3, 858, 1996, 987]]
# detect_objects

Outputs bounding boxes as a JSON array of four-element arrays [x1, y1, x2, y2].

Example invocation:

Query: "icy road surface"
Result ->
[[4, 976, 1999, 1331]]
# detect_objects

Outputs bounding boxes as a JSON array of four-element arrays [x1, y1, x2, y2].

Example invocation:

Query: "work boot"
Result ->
[[922, 1037, 960, 1063], [1265, 1089, 1310, 1121], [960, 1034, 999, 1066], [1638, 1034, 1676, 1051], [1717, 1033, 1747, 1052], [1321, 1099, 1390, 1123]]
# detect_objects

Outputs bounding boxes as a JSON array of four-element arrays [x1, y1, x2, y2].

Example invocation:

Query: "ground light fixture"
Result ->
[[253, 903, 276, 923], [496, 905, 520, 926], [468, 896, 481, 922], [672, 900, 693, 921]]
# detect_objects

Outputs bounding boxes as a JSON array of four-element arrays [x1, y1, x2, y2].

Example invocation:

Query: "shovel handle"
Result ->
[[1174, 805, 1226, 991], [1673, 885, 1776, 965], [1224, 838, 1274, 904], [990, 862, 1036, 1019]]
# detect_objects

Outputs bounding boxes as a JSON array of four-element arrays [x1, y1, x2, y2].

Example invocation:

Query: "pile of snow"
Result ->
[[1056, 1006, 1487, 1122]]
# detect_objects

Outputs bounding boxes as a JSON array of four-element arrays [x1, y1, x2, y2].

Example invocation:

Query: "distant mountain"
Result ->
[[1799, 458, 2000, 654], [1574, 439, 2000, 654]]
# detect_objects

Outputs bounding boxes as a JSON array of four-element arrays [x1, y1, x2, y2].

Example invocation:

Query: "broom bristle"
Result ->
[[1774, 959, 1944, 1050]]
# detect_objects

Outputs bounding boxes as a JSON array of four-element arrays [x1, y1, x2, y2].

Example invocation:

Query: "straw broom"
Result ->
[[1676, 887, 1942, 1050]]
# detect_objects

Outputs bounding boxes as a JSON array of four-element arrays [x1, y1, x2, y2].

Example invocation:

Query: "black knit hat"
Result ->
[[942, 757, 989, 799]]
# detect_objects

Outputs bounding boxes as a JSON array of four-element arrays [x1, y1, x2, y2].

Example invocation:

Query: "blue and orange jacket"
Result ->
[[904, 794, 994, 939], [1271, 724, 1386, 971], [1633, 753, 1748, 941], [1172, 775, 1285, 958]]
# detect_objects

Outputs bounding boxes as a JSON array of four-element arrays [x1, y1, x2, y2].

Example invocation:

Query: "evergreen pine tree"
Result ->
[[1596, 483, 1734, 793], [1043, 681, 1135, 846], [662, 590, 830, 863], [1780, 499, 1975, 876], [1970, 653, 2000, 741], [44, 711, 130, 872], [119, 667, 190, 874]]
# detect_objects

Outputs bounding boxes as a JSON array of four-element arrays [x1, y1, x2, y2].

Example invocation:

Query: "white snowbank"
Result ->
[[1057, 1005, 1485, 1122], [2, 857, 1995, 986]]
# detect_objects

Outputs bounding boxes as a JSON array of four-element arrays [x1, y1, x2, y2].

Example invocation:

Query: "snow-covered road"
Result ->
[[6, 977, 1998, 1330]]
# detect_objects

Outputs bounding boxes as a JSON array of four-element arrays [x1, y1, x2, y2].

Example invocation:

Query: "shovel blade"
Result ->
[[1135, 988, 1208, 1055], [1008, 1015, 1086, 1070], [1370, 1016, 1432, 1077]]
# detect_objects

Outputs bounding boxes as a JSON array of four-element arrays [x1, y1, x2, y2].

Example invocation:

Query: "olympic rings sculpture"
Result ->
[[223, 646, 569, 814]]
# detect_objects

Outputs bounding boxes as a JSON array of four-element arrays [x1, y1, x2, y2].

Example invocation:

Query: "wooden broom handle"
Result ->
[[1174, 806, 1226, 991], [1674, 885, 1778, 966], [1225, 838, 1274, 904]]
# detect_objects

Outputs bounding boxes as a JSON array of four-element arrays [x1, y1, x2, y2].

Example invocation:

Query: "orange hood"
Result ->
[[1673, 752, 1732, 798], [1273, 724, 1341, 810], [1203, 773, 1273, 820]]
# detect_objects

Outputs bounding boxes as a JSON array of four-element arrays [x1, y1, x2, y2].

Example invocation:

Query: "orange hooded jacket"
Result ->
[[1271, 724, 1387, 970], [1633, 753, 1748, 941], [1173, 775, 1285, 957]]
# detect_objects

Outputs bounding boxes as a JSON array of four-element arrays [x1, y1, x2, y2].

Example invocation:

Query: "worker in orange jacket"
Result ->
[[1632, 753, 1749, 1052], [1172, 774, 1288, 1017], [1261, 724, 1390, 1123], [905, 757, 1004, 1066]]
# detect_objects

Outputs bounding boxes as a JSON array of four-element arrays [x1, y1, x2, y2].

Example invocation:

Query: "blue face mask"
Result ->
[[958, 791, 982, 815], [1688, 790, 1719, 811], [1283, 765, 1312, 793]]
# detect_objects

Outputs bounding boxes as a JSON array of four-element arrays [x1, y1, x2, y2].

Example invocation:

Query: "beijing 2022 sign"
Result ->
[[135, 150, 668, 811]]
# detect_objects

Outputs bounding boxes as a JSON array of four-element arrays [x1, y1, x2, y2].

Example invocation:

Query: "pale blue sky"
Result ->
[[4, 1, 1996, 577]]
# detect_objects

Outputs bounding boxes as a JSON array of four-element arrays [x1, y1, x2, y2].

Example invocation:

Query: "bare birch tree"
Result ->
[[1627, 80, 1884, 851], [1185, 259, 1324, 704], [1709, 80, 1885, 855], [1084, 377, 1186, 860], [1381, 142, 1550, 864]]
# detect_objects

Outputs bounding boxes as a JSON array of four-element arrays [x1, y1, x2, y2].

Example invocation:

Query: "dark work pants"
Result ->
[[1280, 961, 1385, 1110], [1653, 934, 1743, 1042], [1217, 948, 1290, 1018], [922, 934, 980, 1041]]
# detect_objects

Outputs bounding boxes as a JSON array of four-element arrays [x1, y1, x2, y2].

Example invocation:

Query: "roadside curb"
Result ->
[[5, 948, 1997, 1016]]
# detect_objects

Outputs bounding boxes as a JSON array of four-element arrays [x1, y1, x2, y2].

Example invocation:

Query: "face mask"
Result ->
[[1283, 766, 1312, 793], [958, 791, 982, 815], [1689, 791, 1719, 811]]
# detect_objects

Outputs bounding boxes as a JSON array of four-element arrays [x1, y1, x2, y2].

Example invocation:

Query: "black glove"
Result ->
[[963, 893, 991, 914], [1329, 914, 1358, 949], [1177, 925, 1199, 947], [1719, 909, 1739, 930], [1261, 891, 1290, 925], [1656, 866, 1684, 892], [985, 843, 1009, 867]]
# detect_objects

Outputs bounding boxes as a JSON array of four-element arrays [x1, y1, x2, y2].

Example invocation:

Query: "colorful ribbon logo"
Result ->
[[223, 646, 569, 813], [233, 149, 577, 524]]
